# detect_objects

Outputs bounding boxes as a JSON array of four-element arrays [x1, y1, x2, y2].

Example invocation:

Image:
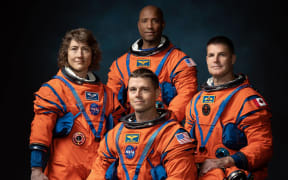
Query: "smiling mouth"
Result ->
[[211, 66, 222, 69], [74, 59, 85, 63], [134, 101, 144, 104]]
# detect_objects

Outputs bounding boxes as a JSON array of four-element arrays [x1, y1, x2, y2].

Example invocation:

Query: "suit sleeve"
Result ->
[[107, 59, 124, 96], [105, 85, 125, 125], [184, 99, 197, 141], [231, 96, 272, 171], [167, 53, 198, 121], [87, 131, 117, 180], [162, 129, 198, 180], [30, 83, 65, 147], [112, 92, 125, 124]]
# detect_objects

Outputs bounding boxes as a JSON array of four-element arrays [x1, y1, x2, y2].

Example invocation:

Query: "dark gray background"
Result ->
[[4, 0, 285, 179]]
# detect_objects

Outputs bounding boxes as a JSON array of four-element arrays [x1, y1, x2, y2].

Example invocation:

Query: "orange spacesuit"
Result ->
[[87, 110, 198, 180], [184, 74, 272, 180], [29, 68, 123, 179], [107, 36, 197, 121]]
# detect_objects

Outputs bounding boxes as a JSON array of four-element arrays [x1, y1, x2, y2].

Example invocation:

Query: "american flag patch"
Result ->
[[175, 132, 192, 144], [184, 58, 197, 67]]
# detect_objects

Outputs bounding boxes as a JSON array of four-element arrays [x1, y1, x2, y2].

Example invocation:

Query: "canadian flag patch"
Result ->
[[253, 97, 267, 107]]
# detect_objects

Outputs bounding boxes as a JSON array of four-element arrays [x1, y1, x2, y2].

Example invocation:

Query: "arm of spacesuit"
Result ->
[[107, 59, 124, 97], [30, 84, 66, 178], [233, 108, 272, 171], [104, 85, 126, 129], [168, 63, 197, 122], [30, 85, 65, 146], [30, 83, 67, 168], [163, 129, 198, 180], [184, 99, 197, 139], [87, 156, 115, 180], [107, 59, 130, 112], [87, 133, 117, 180]]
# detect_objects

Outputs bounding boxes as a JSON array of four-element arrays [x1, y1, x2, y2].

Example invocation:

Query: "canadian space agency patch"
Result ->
[[202, 104, 210, 116]]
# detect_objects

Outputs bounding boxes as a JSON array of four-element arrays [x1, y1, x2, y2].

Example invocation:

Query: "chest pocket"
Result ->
[[117, 81, 127, 107], [159, 81, 177, 106], [54, 112, 81, 137], [222, 123, 247, 150]]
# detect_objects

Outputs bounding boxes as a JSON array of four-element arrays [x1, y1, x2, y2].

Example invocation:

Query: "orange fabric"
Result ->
[[199, 168, 224, 180], [87, 120, 198, 180], [107, 43, 197, 121], [185, 78, 272, 179], [30, 69, 123, 179]]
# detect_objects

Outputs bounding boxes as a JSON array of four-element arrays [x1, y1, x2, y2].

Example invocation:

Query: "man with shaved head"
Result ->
[[137, 5, 164, 48], [107, 5, 198, 122]]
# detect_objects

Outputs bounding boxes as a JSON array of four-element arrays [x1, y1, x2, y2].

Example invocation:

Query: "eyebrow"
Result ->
[[70, 45, 90, 48], [207, 51, 226, 55], [129, 85, 151, 89]]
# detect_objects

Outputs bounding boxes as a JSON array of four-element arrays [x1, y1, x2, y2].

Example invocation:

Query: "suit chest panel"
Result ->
[[195, 91, 228, 125], [62, 83, 106, 130], [125, 54, 170, 83], [117, 126, 161, 165]]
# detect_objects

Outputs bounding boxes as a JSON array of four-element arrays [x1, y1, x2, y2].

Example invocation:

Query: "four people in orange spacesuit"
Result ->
[[29, 5, 273, 180]]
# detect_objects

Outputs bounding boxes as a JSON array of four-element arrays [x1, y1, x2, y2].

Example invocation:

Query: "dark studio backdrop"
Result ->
[[5, 0, 286, 179]]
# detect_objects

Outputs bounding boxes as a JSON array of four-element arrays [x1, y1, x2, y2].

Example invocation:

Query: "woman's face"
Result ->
[[67, 39, 92, 76]]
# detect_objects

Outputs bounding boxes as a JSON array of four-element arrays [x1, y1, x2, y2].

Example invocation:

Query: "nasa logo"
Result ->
[[125, 145, 137, 159], [90, 103, 100, 115]]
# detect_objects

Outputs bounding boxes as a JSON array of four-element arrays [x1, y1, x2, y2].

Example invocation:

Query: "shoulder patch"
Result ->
[[184, 58, 197, 67], [252, 97, 268, 107], [175, 132, 192, 144]]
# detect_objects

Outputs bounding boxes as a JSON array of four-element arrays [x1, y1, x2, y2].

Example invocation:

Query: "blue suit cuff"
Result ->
[[30, 150, 45, 168], [231, 151, 248, 170]]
